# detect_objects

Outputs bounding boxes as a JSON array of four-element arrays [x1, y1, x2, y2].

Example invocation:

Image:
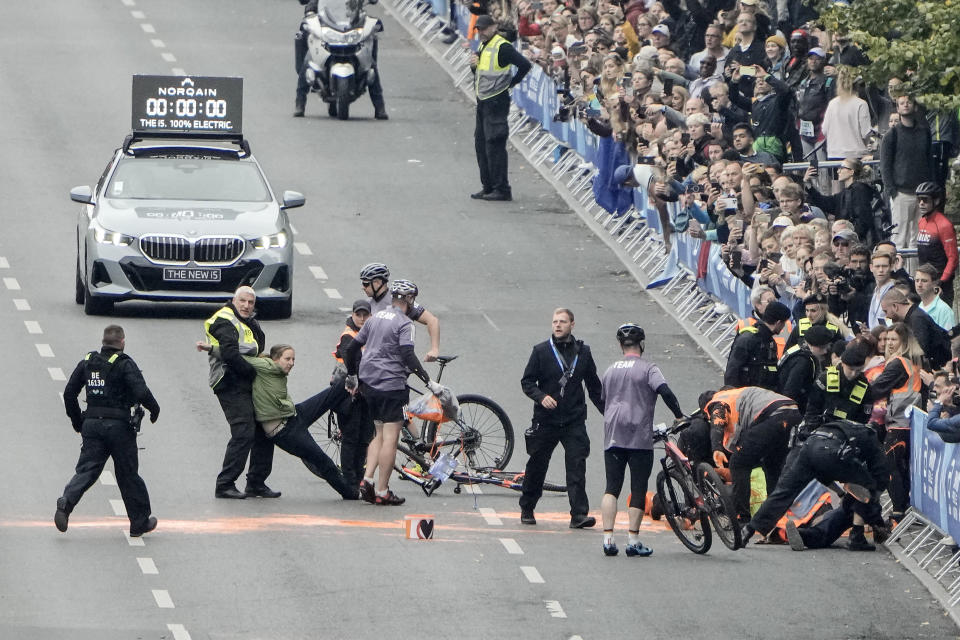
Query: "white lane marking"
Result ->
[[4, 277, 20, 290], [161, 52, 177, 62], [324, 288, 343, 300], [137, 557, 159, 575], [544, 601, 567, 618], [167, 624, 192, 640], [499, 538, 523, 555], [0, 257, 9, 268], [121, 0, 135, 5], [570, 636, 584, 639], [150, 38, 165, 48], [13, 299, 30, 311], [478, 507, 502, 526], [460, 484, 483, 494], [35, 344, 54, 358], [153, 590, 175, 608], [110, 499, 127, 516], [294, 242, 313, 255], [130, 10, 145, 18], [482, 312, 500, 332], [58, 391, 63, 405], [521, 566, 545, 584], [25, 320, 42, 334], [338, 307, 351, 312], [309, 266, 328, 280], [101, 469, 117, 486], [124, 531, 145, 546], [172, 67, 186, 76], [140, 23, 155, 33], [289, 223, 298, 235], [48, 368, 66, 381]]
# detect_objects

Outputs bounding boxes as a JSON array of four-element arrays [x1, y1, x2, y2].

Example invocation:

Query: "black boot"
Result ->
[[847, 525, 876, 551], [373, 102, 389, 120], [294, 97, 306, 117]]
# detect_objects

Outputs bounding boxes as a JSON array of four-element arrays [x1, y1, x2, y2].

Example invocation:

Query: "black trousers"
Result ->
[[274, 385, 351, 498], [751, 434, 880, 535], [798, 493, 884, 548], [61, 418, 152, 531], [335, 393, 374, 489], [884, 428, 911, 514], [728, 410, 798, 522], [474, 91, 511, 194], [519, 422, 590, 518], [215, 387, 274, 490]]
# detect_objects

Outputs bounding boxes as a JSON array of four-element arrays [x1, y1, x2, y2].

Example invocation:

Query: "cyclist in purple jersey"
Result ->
[[358, 262, 440, 361], [599, 324, 685, 557], [344, 279, 442, 506]]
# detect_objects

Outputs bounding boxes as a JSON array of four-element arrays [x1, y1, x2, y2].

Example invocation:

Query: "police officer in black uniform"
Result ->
[[724, 301, 791, 389], [777, 324, 833, 412], [745, 419, 890, 551], [802, 344, 874, 433], [785, 294, 844, 349], [55, 325, 160, 537], [519, 308, 603, 528]]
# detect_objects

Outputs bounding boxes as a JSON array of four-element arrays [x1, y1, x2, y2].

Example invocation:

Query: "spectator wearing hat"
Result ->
[[803, 344, 874, 431], [649, 23, 675, 55], [786, 294, 844, 350], [784, 29, 811, 89], [778, 323, 834, 412], [830, 229, 858, 267], [724, 300, 792, 389], [469, 15, 532, 202], [764, 34, 790, 81]]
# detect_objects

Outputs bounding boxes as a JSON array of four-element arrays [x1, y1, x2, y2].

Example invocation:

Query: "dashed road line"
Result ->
[[309, 265, 328, 280], [124, 531, 145, 547], [121, 0, 135, 5], [290, 223, 298, 235], [324, 288, 343, 300], [482, 312, 500, 332], [24, 320, 42, 334], [478, 507, 502, 526], [460, 483, 483, 494], [0, 257, 9, 268], [172, 67, 186, 75], [110, 499, 127, 516], [167, 624, 192, 640], [35, 344, 54, 358], [499, 538, 523, 555], [152, 590, 175, 608], [150, 38, 164, 48], [521, 566, 544, 584], [131, 10, 145, 19], [161, 52, 177, 62], [137, 557, 159, 575], [294, 242, 312, 255], [101, 470, 117, 486], [13, 299, 30, 311], [4, 277, 20, 290], [544, 601, 567, 618], [48, 367, 66, 381], [140, 23, 155, 33]]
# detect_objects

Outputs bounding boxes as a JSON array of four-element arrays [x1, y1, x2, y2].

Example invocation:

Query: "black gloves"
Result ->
[[149, 409, 159, 424]]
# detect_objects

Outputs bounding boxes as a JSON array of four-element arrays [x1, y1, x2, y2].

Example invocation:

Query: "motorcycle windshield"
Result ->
[[316, 0, 364, 30]]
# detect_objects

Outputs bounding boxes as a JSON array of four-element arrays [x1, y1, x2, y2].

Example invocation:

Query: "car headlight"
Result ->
[[251, 232, 288, 250], [320, 26, 363, 45], [91, 220, 135, 246]]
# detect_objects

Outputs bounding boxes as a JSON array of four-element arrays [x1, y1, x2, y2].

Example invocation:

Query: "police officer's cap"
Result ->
[[475, 15, 496, 29], [760, 301, 791, 323], [804, 325, 833, 347], [840, 345, 867, 367], [803, 293, 827, 307]]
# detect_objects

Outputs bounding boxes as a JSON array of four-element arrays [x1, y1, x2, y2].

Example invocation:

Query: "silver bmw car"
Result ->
[[72, 134, 303, 318]]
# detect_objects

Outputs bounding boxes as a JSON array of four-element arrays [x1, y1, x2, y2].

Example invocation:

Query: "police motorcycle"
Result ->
[[301, 0, 382, 120]]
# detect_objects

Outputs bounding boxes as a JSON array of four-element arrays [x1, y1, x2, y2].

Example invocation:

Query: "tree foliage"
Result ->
[[818, 0, 960, 111]]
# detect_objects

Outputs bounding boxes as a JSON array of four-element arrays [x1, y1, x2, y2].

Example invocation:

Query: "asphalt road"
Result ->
[[0, 1, 957, 639]]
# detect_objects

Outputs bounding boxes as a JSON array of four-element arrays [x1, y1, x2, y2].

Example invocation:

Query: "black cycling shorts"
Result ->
[[363, 387, 408, 424], [604, 447, 654, 510]]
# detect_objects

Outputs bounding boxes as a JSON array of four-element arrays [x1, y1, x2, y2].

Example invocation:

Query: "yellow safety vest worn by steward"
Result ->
[[204, 306, 259, 389], [475, 34, 512, 100]]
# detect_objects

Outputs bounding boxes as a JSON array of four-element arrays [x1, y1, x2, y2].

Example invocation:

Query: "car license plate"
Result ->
[[163, 267, 222, 282]]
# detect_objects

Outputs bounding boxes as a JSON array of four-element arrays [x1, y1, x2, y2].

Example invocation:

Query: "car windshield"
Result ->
[[317, 0, 364, 29], [106, 157, 272, 202]]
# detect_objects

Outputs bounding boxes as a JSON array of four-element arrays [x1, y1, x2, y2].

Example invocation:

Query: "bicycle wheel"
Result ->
[[696, 463, 742, 551], [657, 469, 711, 554], [307, 415, 342, 463], [431, 394, 514, 471]]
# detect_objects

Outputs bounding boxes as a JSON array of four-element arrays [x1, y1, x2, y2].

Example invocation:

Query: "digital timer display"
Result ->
[[131, 75, 243, 135]]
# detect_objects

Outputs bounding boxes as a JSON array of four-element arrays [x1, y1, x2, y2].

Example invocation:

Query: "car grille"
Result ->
[[140, 235, 245, 266]]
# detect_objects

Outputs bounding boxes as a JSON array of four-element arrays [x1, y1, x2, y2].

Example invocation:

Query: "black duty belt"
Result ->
[[83, 407, 131, 420], [810, 429, 842, 442]]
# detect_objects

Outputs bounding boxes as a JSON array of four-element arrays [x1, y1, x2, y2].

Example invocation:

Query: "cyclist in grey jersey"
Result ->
[[344, 279, 442, 505], [359, 262, 440, 361]]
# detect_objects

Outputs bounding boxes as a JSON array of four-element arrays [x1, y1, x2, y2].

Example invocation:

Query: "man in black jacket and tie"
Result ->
[[519, 308, 603, 528]]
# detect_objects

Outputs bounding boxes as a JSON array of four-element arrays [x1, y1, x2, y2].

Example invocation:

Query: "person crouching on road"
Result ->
[[56, 325, 160, 537], [198, 342, 357, 499], [343, 279, 444, 506], [599, 324, 685, 557], [519, 308, 604, 529]]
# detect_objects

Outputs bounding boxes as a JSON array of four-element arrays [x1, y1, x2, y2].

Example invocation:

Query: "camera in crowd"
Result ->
[[822, 263, 871, 295], [554, 83, 577, 123]]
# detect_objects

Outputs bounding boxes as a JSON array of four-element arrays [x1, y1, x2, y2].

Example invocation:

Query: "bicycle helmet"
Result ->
[[390, 279, 418, 297], [359, 262, 390, 282], [616, 323, 645, 345], [915, 182, 943, 197]]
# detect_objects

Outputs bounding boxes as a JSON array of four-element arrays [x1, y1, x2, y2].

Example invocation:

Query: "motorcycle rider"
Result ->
[[295, 0, 388, 119]]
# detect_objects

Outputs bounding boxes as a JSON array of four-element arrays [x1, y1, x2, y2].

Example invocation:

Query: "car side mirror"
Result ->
[[281, 190, 306, 210], [70, 185, 94, 204]]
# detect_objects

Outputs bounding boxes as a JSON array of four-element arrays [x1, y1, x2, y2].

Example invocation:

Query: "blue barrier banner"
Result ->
[[592, 136, 632, 215], [427, 0, 447, 21], [698, 244, 753, 318], [908, 408, 960, 541]]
